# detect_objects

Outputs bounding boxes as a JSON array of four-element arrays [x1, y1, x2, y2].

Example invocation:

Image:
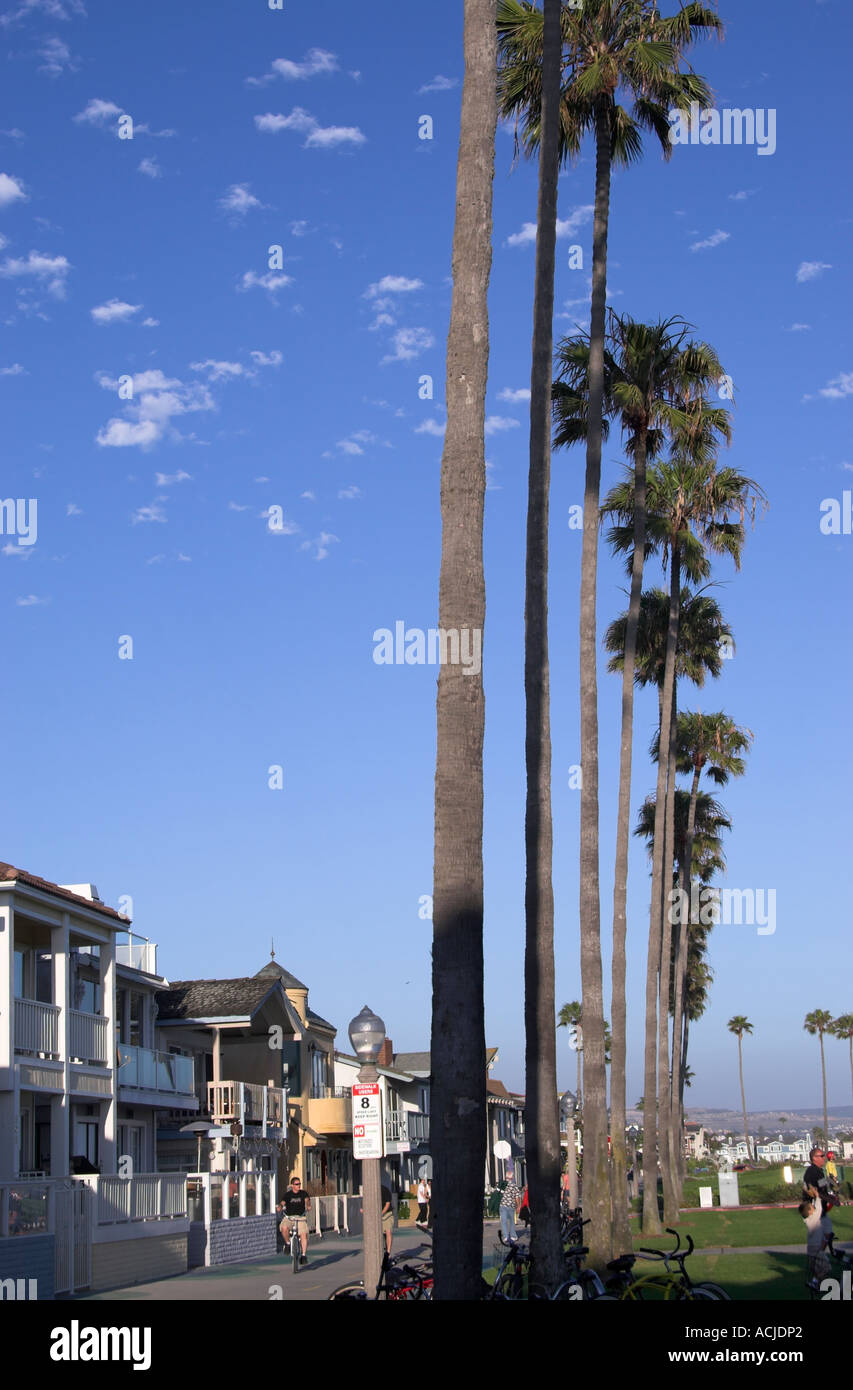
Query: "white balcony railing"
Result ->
[[115, 939, 158, 975], [69, 1009, 109, 1064], [207, 1081, 286, 1134], [14, 998, 60, 1057], [117, 1044, 194, 1095], [385, 1111, 409, 1143], [75, 1174, 187, 1225]]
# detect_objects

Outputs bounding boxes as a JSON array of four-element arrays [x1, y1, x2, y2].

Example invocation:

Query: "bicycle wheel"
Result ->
[[328, 1282, 368, 1300], [692, 1282, 731, 1300], [683, 1287, 719, 1301], [292, 1236, 300, 1274], [494, 1271, 524, 1300]]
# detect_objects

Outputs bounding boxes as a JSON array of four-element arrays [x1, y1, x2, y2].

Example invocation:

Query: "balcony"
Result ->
[[408, 1112, 430, 1145], [14, 998, 60, 1058], [310, 1093, 352, 1136], [116, 938, 157, 975], [207, 1081, 286, 1136], [385, 1111, 408, 1144], [117, 1044, 195, 1097], [69, 1010, 109, 1065]]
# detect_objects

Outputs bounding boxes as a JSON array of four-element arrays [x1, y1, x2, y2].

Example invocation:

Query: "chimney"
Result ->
[[377, 1038, 394, 1069]]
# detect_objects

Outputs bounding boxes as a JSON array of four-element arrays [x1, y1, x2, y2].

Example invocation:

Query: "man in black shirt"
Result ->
[[801, 1145, 834, 1282], [280, 1176, 311, 1264]]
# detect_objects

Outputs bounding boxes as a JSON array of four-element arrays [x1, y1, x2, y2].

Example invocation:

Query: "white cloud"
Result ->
[[365, 275, 423, 299], [249, 349, 283, 367], [300, 490, 316, 501], [131, 502, 167, 524], [91, 298, 141, 324], [418, 75, 458, 93], [381, 326, 434, 364], [228, 501, 250, 512], [0, 362, 25, 375], [0, 172, 27, 206], [787, 323, 811, 332], [0, 249, 70, 297], [300, 531, 338, 560], [690, 229, 730, 252], [728, 189, 755, 201], [178, 552, 191, 562], [485, 414, 521, 435], [238, 269, 293, 297], [219, 182, 263, 216], [97, 419, 161, 448], [262, 506, 299, 534], [796, 260, 832, 283], [289, 220, 309, 237], [818, 372, 853, 400], [96, 370, 215, 449], [189, 359, 248, 381], [3, 541, 33, 557], [506, 205, 594, 247], [66, 502, 81, 515], [138, 156, 161, 178], [154, 469, 191, 486], [497, 387, 530, 403], [1, 0, 84, 26], [38, 36, 75, 75], [337, 439, 364, 455], [247, 49, 339, 85], [415, 418, 446, 437], [73, 98, 123, 127], [142, 316, 159, 327], [255, 107, 366, 147], [15, 593, 49, 606], [338, 485, 361, 499]]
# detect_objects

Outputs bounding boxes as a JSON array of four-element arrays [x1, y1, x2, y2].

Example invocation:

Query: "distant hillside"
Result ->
[[625, 1104, 853, 1131]]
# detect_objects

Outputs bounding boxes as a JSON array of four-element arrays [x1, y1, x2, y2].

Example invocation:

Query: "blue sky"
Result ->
[[1, 0, 851, 1114]]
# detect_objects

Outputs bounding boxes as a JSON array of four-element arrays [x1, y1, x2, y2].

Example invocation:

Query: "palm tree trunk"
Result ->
[[671, 764, 701, 1194], [820, 1032, 828, 1151], [738, 1035, 750, 1160], [578, 94, 612, 1269], [523, 0, 563, 1295], [576, 1033, 582, 1111], [849, 1034, 852, 1110], [658, 580, 680, 1224], [430, 0, 496, 1301], [642, 537, 680, 1235], [609, 427, 647, 1256]]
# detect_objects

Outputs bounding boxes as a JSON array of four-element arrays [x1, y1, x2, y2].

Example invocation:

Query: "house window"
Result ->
[[118, 1124, 145, 1173], [419, 1086, 429, 1116], [311, 1048, 330, 1099], [36, 952, 53, 1004], [129, 992, 142, 1047], [73, 1118, 99, 1168]]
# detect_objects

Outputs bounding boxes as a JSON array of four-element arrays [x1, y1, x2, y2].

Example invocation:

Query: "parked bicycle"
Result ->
[[608, 1228, 730, 1301], [329, 1249, 433, 1301]]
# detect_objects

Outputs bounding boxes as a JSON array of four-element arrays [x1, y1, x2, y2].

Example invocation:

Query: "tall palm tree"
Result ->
[[804, 1010, 835, 1149], [665, 711, 751, 1180], [555, 313, 724, 1253], [831, 1015, 853, 1111], [430, 0, 497, 1301], [727, 1016, 753, 1160], [498, 0, 723, 1268], [558, 999, 584, 1106], [623, 446, 764, 1228], [522, 0, 565, 1295]]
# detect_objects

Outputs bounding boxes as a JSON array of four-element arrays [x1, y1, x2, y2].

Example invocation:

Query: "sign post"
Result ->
[[352, 1079, 384, 1290]]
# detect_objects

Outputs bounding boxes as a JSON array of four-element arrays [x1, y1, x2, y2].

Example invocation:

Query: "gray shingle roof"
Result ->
[[254, 960, 308, 990], [393, 1051, 431, 1075], [308, 1007, 336, 1032], [155, 977, 286, 1020]]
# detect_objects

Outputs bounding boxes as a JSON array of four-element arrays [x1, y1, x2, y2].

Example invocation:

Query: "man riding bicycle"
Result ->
[[280, 1176, 311, 1264]]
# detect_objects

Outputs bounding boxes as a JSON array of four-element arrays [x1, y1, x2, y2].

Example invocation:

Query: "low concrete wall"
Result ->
[[91, 1232, 187, 1291], [0, 1234, 54, 1299], [206, 1214, 277, 1266]]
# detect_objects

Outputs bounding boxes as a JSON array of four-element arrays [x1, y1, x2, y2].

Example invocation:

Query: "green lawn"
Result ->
[[629, 1203, 853, 1251]]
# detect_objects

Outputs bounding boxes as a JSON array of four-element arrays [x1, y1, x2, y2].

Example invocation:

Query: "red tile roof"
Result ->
[[0, 862, 130, 922]]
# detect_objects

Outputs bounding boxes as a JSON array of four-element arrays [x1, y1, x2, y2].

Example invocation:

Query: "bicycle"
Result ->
[[329, 1249, 433, 1301], [483, 1232, 533, 1300], [279, 1210, 308, 1274], [608, 1228, 729, 1301], [806, 1234, 853, 1299]]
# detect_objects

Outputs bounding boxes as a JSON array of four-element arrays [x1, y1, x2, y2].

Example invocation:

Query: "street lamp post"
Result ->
[[349, 1005, 386, 1294], [560, 1091, 579, 1209]]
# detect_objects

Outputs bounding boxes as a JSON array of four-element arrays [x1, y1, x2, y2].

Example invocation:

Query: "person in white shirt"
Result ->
[[417, 1177, 430, 1225]]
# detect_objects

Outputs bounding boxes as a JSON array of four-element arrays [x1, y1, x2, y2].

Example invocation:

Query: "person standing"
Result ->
[[381, 1181, 394, 1254], [801, 1146, 834, 1282], [498, 1177, 521, 1242], [416, 1176, 430, 1226]]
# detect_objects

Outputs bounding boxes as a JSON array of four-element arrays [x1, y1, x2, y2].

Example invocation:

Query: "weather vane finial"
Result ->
[[271, 937, 275, 960]]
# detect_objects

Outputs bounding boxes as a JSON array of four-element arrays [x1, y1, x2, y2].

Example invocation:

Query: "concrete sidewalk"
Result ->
[[77, 1231, 437, 1303]]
